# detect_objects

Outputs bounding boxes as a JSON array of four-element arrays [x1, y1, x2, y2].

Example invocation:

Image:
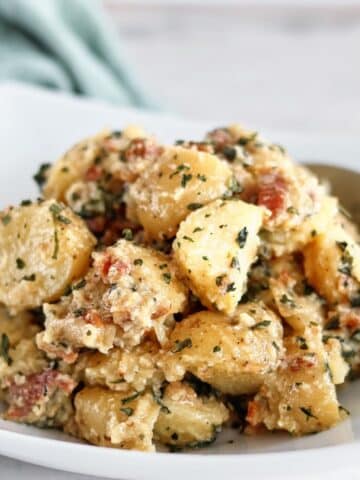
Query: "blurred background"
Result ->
[[102, 0, 360, 135], [0, 0, 359, 136]]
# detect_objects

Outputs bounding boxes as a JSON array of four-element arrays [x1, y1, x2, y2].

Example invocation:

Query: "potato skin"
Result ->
[[173, 199, 264, 315], [74, 387, 160, 451], [161, 306, 283, 395], [304, 225, 360, 304], [127, 146, 233, 240], [154, 382, 229, 448], [0, 200, 96, 312], [247, 325, 343, 435]]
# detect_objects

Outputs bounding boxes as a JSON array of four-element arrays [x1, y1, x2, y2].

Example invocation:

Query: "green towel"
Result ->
[[0, 0, 156, 108]]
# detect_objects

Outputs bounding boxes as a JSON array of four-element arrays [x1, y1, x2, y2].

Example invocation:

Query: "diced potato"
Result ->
[[75, 340, 163, 392], [304, 225, 360, 304], [247, 325, 343, 435], [173, 199, 264, 315], [43, 126, 155, 201], [0, 200, 96, 312], [74, 387, 160, 451], [37, 240, 188, 362], [161, 306, 283, 395], [154, 382, 229, 448], [126, 146, 233, 240]]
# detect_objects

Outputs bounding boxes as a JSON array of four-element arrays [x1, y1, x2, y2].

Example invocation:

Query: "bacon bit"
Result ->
[[86, 216, 106, 234], [111, 260, 130, 276], [85, 310, 104, 328], [257, 171, 288, 218], [207, 128, 233, 152], [344, 313, 360, 331], [151, 305, 169, 320], [6, 370, 76, 420], [288, 355, 316, 372], [85, 165, 103, 182], [124, 139, 162, 163], [101, 254, 113, 277], [246, 400, 259, 425]]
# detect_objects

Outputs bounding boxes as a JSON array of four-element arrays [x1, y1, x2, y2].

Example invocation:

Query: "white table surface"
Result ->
[[2, 2, 360, 479]]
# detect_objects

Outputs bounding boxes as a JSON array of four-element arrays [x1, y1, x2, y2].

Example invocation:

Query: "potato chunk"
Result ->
[[161, 306, 283, 395], [247, 325, 343, 435], [37, 240, 188, 362], [74, 387, 160, 451], [304, 225, 360, 304], [75, 340, 163, 393], [154, 382, 229, 448], [0, 200, 96, 312], [127, 146, 233, 240], [173, 199, 264, 314]]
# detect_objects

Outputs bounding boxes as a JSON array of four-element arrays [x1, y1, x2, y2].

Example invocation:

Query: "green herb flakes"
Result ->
[[120, 407, 134, 417], [16, 258, 25, 269], [251, 320, 271, 330], [236, 227, 248, 248], [171, 338, 192, 353], [187, 203, 203, 211]]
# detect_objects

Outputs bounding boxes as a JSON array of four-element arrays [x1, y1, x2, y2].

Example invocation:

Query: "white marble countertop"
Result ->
[[2, 2, 359, 479]]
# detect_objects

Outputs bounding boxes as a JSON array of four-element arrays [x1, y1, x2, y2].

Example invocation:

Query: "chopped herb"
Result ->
[[169, 164, 190, 178], [152, 387, 170, 414], [162, 272, 171, 284], [223, 146, 237, 162], [251, 320, 271, 330], [16, 258, 26, 269], [350, 295, 360, 308], [350, 329, 360, 342], [193, 227, 203, 233], [300, 407, 317, 421], [181, 173, 192, 188], [226, 282, 236, 292], [73, 279, 86, 290], [187, 203, 203, 211], [197, 174, 207, 182], [236, 227, 248, 248], [311, 229, 317, 237], [280, 294, 296, 308], [122, 228, 134, 241], [134, 258, 143, 266], [0, 333, 12, 365], [20, 199, 32, 206], [159, 263, 168, 270], [52, 227, 59, 260], [230, 256, 240, 270], [287, 206, 298, 214], [122, 391, 142, 405], [171, 338, 192, 353], [213, 345, 221, 353], [338, 250, 353, 276], [120, 407, 134, 416], [272, 341, 280, 352], [1, 214, 11, 226], [216, 275, 225, 286], [183, 235, 194, 242], [219, 224, 228, 229], [336, 241, 348, 252], [112, 130, 122, 138], [325, 316, 340, 330], [33, 163, 51, 187], [237, 132, 257, 146], [23, 274, 36, 282], [73, 308, 86, 317], [296, 336, 308, 350], [202, 256, 209, 261]]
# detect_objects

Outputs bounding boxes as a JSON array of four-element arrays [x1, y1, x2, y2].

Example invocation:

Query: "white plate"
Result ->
[[0, 83, 359, 480]]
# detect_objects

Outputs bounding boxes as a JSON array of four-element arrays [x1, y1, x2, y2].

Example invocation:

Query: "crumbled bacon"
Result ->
[[288, 355, 316, 372], [343, 312, 360, 331], [257, 171, 288, 218], [124, 139, 162, 163], [151, 305, 169, 320], [246, 400, 260, 425], [207, 128, 233, 152], [86, 216, 106, 234], [85, 310, 104, 328], [6, 370, 76, 420], [85, 165, 103, 182]]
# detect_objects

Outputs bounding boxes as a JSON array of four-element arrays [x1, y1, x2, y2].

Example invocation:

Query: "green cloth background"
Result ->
[[0, 0, 156, 108]]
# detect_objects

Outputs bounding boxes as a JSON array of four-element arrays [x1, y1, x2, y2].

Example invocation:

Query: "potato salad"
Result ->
[[0, 124, 359, 452]]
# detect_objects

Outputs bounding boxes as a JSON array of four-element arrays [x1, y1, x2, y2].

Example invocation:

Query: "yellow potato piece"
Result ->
[[74, 387, 160, 451], [173, 199, 264, 315], [247, 325, 343, 435], [0, 200, 96, 312], [154, 382, 229, 448], [304, 225, 360, 304], [161, 306, 283, 395], [127, 146, 233, 240]]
